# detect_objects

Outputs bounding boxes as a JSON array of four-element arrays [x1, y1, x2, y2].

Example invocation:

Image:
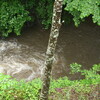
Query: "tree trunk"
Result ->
[[39, 0, 63, 100]]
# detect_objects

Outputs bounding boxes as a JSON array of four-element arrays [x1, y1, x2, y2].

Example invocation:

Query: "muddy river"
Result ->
[[0, 21, 100, 81]]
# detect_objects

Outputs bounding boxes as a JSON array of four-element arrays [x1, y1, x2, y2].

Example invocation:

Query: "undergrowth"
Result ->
[[0, 64, 100, 100]]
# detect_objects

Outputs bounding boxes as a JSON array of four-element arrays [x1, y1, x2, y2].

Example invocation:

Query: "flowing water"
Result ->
[[0, 22, 100, 81]]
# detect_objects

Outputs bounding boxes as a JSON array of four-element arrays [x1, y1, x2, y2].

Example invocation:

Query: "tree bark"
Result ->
[[39, 0, 63, 100]]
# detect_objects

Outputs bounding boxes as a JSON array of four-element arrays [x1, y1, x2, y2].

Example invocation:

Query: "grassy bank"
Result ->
[[0, 63, 100, 100]]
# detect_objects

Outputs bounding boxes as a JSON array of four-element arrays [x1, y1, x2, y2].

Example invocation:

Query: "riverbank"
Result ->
[[0, 64, 100, 100]]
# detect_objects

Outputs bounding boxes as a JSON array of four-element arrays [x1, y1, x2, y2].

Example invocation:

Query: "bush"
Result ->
[[0, 64, 100, 99], [0, 0, 31, 37], [0, 0, 99, 37], [64, 0, 100, 26], [0, 73, 41, 100]]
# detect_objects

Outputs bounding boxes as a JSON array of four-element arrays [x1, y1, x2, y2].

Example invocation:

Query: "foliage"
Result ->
[[35, 0, 54, 29], [20, 0, 36, 9], [0, 0, 99, 37], [70, 63, 100, 82], [0, 64, 100, 99], [0, 0, 54, 37], [70, 62, 81, 74], [0, 0, 31, 37], [0, 73, 41, 100], [64, 0, 100, 26]]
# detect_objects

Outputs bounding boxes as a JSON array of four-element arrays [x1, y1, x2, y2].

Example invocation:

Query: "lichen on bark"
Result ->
[[39, 0, 63, 100]]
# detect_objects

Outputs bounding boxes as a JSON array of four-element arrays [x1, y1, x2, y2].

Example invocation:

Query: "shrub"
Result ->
[[0, 0, 31, 37], [0, 64, 100, 99], [64, 0, 100, 26]]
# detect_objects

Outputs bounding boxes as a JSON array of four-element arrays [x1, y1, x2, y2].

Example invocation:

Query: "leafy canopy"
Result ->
[[0, 0, 31, 37], [64, 0, 100, 26], [0, 0, 100, 37]]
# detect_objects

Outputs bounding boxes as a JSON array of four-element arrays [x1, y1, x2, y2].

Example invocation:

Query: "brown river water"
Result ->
[[0, 21, 100, 81]]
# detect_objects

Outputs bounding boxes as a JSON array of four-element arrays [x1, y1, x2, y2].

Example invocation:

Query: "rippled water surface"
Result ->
[[0, 22, 100, 81]]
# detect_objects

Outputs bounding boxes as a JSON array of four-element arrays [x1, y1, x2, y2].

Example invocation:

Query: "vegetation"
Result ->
[[0, 64, 99, 100], [0, 0, 54, 37], [0, 0, 99, 37], [64, 0, 100, 26], [0, 0, 99, 100], [0, 0, 31, 37]]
